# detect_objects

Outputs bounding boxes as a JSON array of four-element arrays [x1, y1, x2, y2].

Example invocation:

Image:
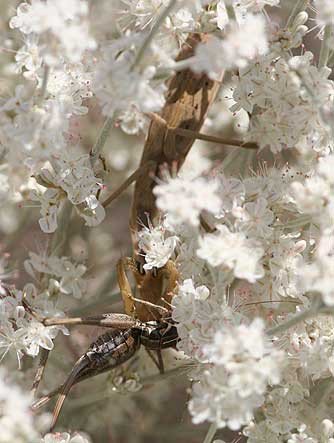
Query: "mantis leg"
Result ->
[[116, 257, 138, 317], [161, 259, 179, 307]]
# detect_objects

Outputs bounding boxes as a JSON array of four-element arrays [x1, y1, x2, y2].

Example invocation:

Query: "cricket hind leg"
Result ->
[[49, 328, 141, 431], [50, 354, 89, 431], [31, 348, 50, 398]]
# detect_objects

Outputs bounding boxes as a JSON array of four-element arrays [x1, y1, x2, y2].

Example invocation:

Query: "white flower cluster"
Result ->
[[189, 320, 283, 430], [0, 252, 88, 365], [193, 14, 268, 79], [0, 369, 48, 442], [41, 432, 92, 443], [137, 222, 178, 270], [31, 153, 105, 232], [94, 34, 167, 122], [9, 0, 96, 64], [3, 0, 334, 441]]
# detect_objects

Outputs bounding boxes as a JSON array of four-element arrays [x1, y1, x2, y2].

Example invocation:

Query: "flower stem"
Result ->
[[319, 25, 333, 68], [89, 116, 114, 167], [50, 201, 73, 256], [203, 423, 218, 443], [266, 296, 322, 336], [40, 64, 50, 100], [131, 0, 180, 69], [224, 0, 237, 22]]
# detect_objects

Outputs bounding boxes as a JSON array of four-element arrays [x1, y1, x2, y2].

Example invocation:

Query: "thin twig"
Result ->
[[40, 65, 50, 100], [89, 116, 114, 167], [203, 423, 218, 443], [131, 0, 180, 69], [102, 161, 155, 208], [319, 24, 332, 68]]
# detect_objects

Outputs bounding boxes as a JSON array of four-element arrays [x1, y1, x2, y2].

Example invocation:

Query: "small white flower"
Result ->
[[20, 318, 58, 356], [154, 175, 221, 227], [25, 252, 87, 299], [234, 197, 274, 238], [193, 14, 268, 78], [288, 424, 317, 443], [41, 432, 92, 443], [314, 0, 334, 26], [137, 223, 178, 270], [197, 224, 264, 283], [0, 369, 47, 442]]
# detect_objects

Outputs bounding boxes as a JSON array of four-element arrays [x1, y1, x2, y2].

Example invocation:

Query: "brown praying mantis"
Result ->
[[30, 32, 257, 431]]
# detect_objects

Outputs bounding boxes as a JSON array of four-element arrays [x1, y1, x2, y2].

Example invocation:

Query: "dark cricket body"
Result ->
[[85, 328, 141, 369], [139, 321, 179, 350], [49, 321, 179, 431], [49, 328, 141, 431]]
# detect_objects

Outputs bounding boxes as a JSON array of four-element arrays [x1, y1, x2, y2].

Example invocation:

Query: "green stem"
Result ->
[[40, 64, 50, 100], [89, 116, 114, 167], [267, 296, 322, 336], [131, 0, 180, 69], [286, 0, 309, 29], [203, 423, 218, 443], [224, 0, 237, 22], [50, 201, 73, 256], [319, 25, 333, 68]]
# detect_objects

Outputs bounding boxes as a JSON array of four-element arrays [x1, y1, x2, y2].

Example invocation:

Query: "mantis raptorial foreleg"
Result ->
[[117, 257, 171, 321]]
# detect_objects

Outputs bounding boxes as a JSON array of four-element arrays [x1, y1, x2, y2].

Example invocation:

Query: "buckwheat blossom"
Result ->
[[193, 14, 268, 79], [137, 223, 178, 270], [0, 369, 48, 442], [116, 0, 197, 35], [31, 152, 105, 232], [24, 252, 87, 299], [94, 35, 166, 119], [268, 234, 306, 301], [9, 0, 96, 63], [41, 433, 92, 443], [314, 0, 334, 26], [298, 235, 334, 306], [189, 319, 284, 430], [0, 286, 68, 364], [154, 175, 221, 227], [216, 0, 280, 26], [215, 174, 245, 217], [232, 50, 334, 153], [233, 197, 274, 239], [172, 279, 234, 361], [287, 424, 317, 443], [14, 34, 42, 79], [197, 224, 264, 283]]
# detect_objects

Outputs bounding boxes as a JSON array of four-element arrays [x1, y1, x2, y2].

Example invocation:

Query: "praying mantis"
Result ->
[[30, 31, 255, 430]]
